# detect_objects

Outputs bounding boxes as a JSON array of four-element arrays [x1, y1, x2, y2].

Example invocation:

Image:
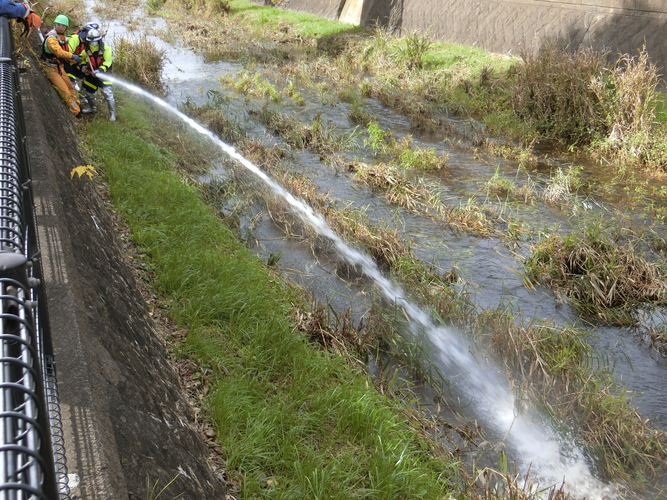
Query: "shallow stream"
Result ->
[[96, 9, 666, 498], [156, 43, 667, 426]]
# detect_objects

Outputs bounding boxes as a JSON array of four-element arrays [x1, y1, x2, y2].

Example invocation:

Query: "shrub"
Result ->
[[394, 30, 431, 70]]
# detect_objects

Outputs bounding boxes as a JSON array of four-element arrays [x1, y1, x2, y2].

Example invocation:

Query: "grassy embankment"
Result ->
[[82, 102, 464, 498]]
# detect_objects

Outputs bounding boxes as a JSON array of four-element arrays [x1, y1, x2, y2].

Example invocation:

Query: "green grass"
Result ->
[[657, 90, 667, 123], [230, 0, 363, 39], [423, 41, 515, 74], [82, 96, 460, 498]]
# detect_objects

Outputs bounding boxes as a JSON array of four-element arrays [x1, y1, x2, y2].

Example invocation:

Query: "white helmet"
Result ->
[[85, 29, 103, 44], [82, 21, 99, 31]]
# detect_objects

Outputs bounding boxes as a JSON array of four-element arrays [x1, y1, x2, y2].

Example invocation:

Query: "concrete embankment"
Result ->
[[273, 0, 667, 79]]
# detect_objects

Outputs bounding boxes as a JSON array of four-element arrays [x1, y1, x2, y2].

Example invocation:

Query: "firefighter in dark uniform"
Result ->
[[74, 27, 117, 121]]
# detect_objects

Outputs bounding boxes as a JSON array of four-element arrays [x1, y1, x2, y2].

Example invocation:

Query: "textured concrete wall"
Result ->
[[278, 0, 344, 20], [265, 0, 667, 77]]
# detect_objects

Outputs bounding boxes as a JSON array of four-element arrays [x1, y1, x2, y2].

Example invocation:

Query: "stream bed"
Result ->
[[158, 49, 667, 426], [96, 7, 666, 497]]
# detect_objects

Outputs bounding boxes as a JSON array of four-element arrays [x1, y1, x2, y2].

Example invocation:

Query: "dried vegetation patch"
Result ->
[[525, 226, 667, 325]]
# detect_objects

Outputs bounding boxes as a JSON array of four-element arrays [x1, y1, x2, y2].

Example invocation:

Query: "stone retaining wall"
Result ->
[[271, 0, 667, 78]]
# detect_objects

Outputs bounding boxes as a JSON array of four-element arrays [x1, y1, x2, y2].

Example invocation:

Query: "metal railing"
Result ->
[[0, 16, 68, 499]]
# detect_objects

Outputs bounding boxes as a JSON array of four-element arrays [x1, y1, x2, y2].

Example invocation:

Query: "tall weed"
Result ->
[[594, 48, 667, 170], [510, 42, 666, 170], [394, 30, 432, 71], [113, 35, 167, 95], [510, 43, 608, 144]]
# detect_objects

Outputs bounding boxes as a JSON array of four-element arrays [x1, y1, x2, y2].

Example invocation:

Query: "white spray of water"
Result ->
[[106, 75, 618, 499]]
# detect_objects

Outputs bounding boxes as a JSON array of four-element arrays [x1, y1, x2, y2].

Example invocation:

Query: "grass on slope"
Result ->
[[82, 96, 460, 499]]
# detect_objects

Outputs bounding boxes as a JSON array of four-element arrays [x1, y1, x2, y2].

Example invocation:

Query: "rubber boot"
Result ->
[[79, 93, 96, 114], [102, 86, 116, 122]]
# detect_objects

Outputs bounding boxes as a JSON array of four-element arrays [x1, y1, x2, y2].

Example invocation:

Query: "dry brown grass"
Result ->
[[113, 34, 166, 95], [294, 302, 378, 360], [35, 0, 85, 28], [485, 312, 667, 482], [252, 107, 342, 156], [525, 230, 667, 323], [511, 43, 608, 144], [348, 161, 435, 213]]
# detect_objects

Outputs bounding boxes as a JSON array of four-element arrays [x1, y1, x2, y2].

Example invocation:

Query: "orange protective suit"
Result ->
[[42, 30, 81, 116]]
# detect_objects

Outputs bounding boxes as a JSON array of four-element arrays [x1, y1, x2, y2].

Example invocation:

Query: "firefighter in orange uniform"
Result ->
[[41, 14, 82, 117]]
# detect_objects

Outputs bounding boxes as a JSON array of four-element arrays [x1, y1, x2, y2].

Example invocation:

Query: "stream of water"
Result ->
[[103, 73, 622, 499]]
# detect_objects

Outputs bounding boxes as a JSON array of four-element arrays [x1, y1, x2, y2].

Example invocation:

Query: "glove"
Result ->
[[16, 4, 40, 35], [81, 64, 93, 75], [26, 11, 40, 29], [71, 54, 82, 64]]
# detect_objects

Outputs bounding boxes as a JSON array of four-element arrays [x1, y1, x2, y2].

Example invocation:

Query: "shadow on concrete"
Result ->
[[561, 0, 666, 83], [362, 0, 403, 33]]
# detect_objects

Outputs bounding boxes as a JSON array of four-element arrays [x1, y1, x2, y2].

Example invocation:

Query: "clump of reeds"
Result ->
[[180, 93, 245, 144], [479, 139, 540, 170], [349, 161, 434, 212], [395, 30, 432, 71], [465, 465, 571, 500], [599, 49, 658, 143], [646, 324, 667, 356], [511, 42, 666, 170], [348, 100, 372, 126], [221, 70, 282, 102], [113, 34, 166, 95], [524, 223, 667, 323], [484, 166, 536, 203], [541, 166, 584, 205], [594, 48, 667, 171], [510, 42, 608, 144], [365, 121, 448, 171], [447, 198, 495, 236], [252, 106, 343, 156]]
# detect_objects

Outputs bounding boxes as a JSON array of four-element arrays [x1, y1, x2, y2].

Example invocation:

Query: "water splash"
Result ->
[[105, 74, 617, 499]]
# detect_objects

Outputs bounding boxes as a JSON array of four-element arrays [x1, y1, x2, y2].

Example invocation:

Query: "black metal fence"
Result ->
[[0, 16, 68, 499]]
